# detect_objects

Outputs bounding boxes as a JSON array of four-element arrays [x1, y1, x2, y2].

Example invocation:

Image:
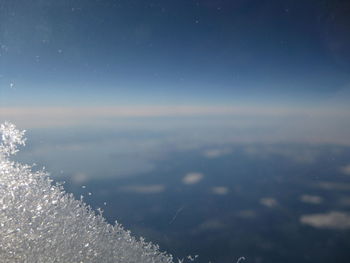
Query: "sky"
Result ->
[[0, 0, 349, 108], [0, 0, 350, 146]]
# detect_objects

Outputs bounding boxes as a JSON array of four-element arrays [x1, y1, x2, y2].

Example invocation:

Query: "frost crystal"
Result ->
[[0, 122, 174, 263], [0, 122, 26, 156]]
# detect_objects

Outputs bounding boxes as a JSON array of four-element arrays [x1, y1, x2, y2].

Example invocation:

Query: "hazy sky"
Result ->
[[1, 0, 349, 107]]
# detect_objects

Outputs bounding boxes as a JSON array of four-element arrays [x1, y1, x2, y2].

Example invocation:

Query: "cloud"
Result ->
[[211, 186, 229, 195], [236, 210, 256, 219], [340, 164, 350, 176], [2, 105, 350, 145], [243, 145, 321, 164], [194, 219, 226, 233], [182, 172, 204, 185], [260, 197, 278, 208], [315, 181, 350, 191], [1, 105, 295, 128], [16, 133, 163, 180], [118, 184, 165, 194], [71, 172, 89, 184], [203, 148, 232, 158], [300, 194, 323, 205], [300, 211, 350, 229], [338, 197, 350, 206]]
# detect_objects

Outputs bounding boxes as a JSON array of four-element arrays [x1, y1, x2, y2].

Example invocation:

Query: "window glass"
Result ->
[[1, 1, 350, 262]]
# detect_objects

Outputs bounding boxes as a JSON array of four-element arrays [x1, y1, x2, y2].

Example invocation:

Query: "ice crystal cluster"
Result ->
[[0, 122, 174, 263]]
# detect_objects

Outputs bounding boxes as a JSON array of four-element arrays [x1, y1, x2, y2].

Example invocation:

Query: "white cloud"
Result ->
[[300, 211, 350, 229], [2, 105, 350, 145], [71, 172, 89, 184], [118, 184, 165, 194], [300, 194, 323, 205], [211, 186, 229, 195], [338, 197, 350, 206], [196, 219, 226, 232], [203, 148, 232, 158], [260, 197, 278, 208], [315, 181, 350, 191], [340, 164, 350, 176], [237, 210, 256, 219], [243, 145, 321, 164], [182, 172, 204, 185], [2, 105, 290, 128]]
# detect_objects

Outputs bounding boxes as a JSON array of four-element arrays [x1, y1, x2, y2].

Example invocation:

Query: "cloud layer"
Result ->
[[2, 105, 350, 145]]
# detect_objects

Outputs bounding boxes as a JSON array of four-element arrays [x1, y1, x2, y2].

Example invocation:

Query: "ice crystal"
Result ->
[[0, 122, 26, 156], [0, 122, 174, 263]]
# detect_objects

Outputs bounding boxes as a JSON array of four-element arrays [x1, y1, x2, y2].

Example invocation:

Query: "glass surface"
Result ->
[[1, 1, 350, 262]]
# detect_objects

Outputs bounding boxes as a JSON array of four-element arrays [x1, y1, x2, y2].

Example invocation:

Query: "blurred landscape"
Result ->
[[10, 118, 350, 263]]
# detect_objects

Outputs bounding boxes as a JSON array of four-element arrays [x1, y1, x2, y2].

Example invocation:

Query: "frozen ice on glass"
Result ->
[[0, 122, 175, 263]]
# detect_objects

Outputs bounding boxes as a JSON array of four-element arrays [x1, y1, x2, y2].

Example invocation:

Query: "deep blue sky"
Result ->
[[1, 0, 349, 106]]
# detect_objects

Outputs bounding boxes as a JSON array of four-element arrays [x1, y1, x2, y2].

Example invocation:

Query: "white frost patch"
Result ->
[[300, 194, 323, 205], [0, 122, 26, 156], [182, 172, 204, 185], [0, 122, 174, 263], [300, 211, 350, 230]]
